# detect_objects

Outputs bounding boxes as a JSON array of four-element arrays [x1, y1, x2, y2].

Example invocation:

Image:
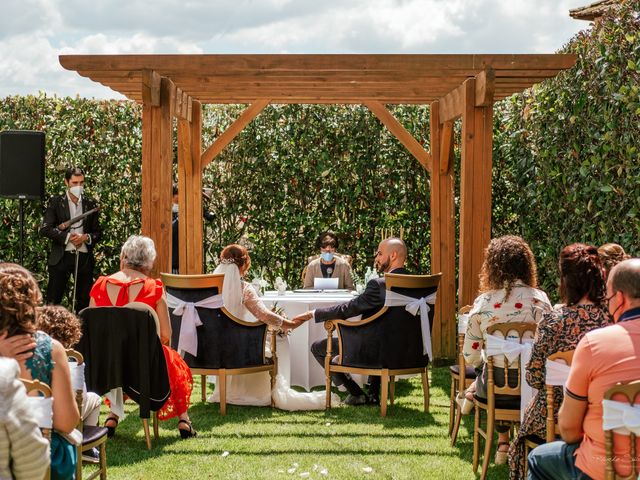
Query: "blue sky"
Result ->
[[0, 0, 590, 99]]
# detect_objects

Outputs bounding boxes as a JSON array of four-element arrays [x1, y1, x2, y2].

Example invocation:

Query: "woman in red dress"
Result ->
[[89, 235, 196, 438]]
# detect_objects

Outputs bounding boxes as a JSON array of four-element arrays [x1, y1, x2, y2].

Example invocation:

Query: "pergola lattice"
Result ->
[[60, 54, 576, 358]]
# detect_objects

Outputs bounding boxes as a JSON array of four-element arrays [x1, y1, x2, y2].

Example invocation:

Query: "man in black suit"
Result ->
[[39, 167, 101, 312], [293, 237, 409, 405]]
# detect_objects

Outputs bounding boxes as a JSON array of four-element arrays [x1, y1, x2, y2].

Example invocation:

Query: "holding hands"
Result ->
[[291, 311, 313, 328]]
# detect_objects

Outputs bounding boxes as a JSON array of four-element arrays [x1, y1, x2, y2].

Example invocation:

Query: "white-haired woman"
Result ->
[[89, 235, 196, 438]]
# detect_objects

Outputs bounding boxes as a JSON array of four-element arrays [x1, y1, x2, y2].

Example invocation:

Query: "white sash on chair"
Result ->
[[68, 362, 85, 392], [384, 291, 437, 359], [25, 397, 53, 429], [457, 313, 469, 334], [545, 359, 571, 386], [602, 399, 640, 436], [165, 292, 224, 357], [485, 334, 535, 420]]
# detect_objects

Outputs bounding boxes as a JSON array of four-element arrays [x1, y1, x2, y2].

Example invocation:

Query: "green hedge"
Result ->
[[492, 0, 640, 295], [1, 3, 638, 302]]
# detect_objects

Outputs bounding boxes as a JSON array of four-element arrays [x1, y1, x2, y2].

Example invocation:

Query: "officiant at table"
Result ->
[[303, 231, 354, 290]]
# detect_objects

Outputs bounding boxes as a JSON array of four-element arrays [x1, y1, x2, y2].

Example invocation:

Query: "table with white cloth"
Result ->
[[261, 290, 358, 391]]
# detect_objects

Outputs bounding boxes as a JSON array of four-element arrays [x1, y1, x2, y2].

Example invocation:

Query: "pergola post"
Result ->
[[177, 100, 203, 274], [141, 77, 174, 277], [458, 78, 493, 306], [429, 101, 457, 359]]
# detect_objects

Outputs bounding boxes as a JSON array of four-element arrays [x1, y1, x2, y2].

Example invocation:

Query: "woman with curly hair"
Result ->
[[462, 236, 552, 464], [36, 305, 103, 430], [0, 263, 79, 479], [508, 243, 612, 479]]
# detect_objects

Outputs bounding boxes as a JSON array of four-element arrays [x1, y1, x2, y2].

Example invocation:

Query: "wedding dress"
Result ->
[[207, 262, 339, 410]]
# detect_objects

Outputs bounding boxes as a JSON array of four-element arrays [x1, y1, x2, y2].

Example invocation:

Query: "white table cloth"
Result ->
[[262, 290, 357, 390]]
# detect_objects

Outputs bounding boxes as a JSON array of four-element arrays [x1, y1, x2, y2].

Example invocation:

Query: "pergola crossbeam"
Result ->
[[201, 99, 271, 168], [365, 101, 431, 172]]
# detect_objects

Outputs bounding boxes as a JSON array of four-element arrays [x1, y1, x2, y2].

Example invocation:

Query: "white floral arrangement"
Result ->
[[351, 266, 380, 294], [251, 266, 269, 296]]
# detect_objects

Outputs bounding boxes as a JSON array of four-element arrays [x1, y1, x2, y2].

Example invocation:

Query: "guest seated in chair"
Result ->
[[597, 242, 630, 280], [0, 357, 50, 480], [528, 258, 640, 480], [508, 243, 612, 479], [293, 237, 409, 406], [0, 263, 80, 479], [88, 235, 197, 439], [462, 236, 552, 465], [303, 231, 354, 290], [36, 306, 104, 434]]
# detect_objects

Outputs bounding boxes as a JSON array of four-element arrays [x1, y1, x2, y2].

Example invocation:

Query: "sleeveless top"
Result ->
[[25, 331, 54, 385], [90, 276, 164, 309]]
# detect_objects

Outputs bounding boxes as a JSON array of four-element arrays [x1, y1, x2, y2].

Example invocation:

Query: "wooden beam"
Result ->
[[365, 101, 431, 172], [201, 99, 270, 168], [141, 69, 160, 106], [439, 120, 454, 174], [429, 100, 457, 360], [141, 77, 174, 277], [439, 82, 466, 124], [458, 78, 493, 306], [475, 68, 495, 107]]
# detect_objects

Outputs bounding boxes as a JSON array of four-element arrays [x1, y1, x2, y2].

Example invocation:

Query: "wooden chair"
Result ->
[[161, 273, 277, 415], [66, 349, 108, 480], [603, 382, 640, 480], [21, 378, 53, 480], [523, 349, 574, 476], [323, 272, 441, 417], [448, 304, 475, 446], [78, 306, 171, 449], [473, 322, 537, 480]]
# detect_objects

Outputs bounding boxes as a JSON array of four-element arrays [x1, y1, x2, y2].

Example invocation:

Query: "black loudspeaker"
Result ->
[[0, 130, 46, 199]]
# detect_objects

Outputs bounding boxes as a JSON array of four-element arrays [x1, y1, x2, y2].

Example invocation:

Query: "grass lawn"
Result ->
[[87, 367, 509, 479]]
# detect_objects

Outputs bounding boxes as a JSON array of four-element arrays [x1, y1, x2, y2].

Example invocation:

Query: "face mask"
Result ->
[[172, 203, 179, 213], [321, 252, 334, 262], [69, 185, 83, 198]]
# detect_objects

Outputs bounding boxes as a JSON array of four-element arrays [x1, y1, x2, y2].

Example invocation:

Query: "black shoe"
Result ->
[[178, 419, 197, 439], [104, 415, 118, 438], [82, 447, 100, 464], [344, 394, 367, 406], [366, 394, 380, 406]]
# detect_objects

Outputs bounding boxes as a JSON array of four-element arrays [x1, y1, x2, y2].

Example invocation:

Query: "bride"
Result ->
[[208, 244, 338, 410]]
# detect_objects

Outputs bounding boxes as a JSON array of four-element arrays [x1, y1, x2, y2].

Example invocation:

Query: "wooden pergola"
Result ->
[[59, 54, 576, 359]]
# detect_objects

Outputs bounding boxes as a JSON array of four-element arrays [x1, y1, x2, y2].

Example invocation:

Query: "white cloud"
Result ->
[[0, 0, 588, 98]]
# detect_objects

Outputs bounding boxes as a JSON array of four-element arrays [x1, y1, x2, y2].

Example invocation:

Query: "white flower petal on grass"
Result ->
[[292, 463, 299, 467], [363, 466, 373, 473], [312, 464, 318, 471], [299, 473, 310, 478], [221, 451, 230, 458], [287, 468, 297, 474], [325, 422, 331, 426], [320, 469, 328, 475]]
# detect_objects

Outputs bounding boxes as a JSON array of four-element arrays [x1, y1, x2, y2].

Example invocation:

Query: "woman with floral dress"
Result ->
[[508, 243, 612, 479], [462, 235, 552, 464]]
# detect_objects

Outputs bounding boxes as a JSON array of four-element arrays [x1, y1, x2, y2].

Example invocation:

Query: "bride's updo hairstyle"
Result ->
[[219, 244, 251, 272], [0, 263, 42, 337]]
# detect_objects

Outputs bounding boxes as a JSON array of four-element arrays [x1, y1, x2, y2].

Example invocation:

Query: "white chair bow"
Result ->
[[485, 334, 534, 420], [68, 362, 85, 392], [602, 399, 640, 436], [384, 290, 437, 359], [25, 397, 53, 429], [545, 359, 571, 386], [165, 292, 224, 357]]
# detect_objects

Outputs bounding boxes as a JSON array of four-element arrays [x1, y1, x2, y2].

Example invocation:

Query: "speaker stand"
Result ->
[[18, 196, 25, 265]]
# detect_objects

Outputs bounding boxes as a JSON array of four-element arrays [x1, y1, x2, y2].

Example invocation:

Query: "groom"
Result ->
[[293, 237, 408, 406]]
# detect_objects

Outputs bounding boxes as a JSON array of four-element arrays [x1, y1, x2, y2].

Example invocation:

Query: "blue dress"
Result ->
[[26, 331, 77, 480]]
